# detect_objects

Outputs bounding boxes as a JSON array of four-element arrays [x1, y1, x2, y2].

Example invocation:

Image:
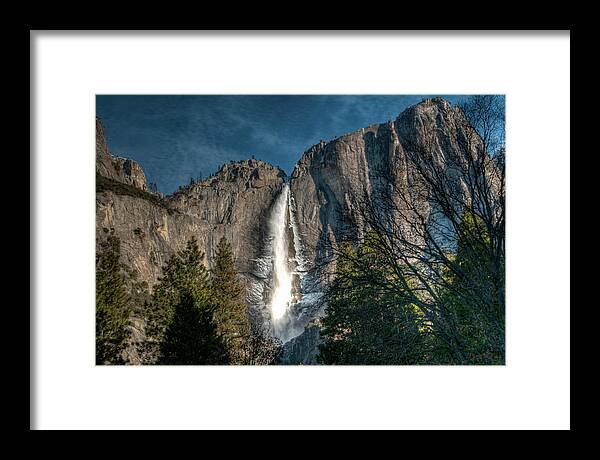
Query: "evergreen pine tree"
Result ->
[[317, 238, 424, 365], [146, 237, 226, 364], [96, 236, 131, 364], [210, 236, 251, 364], [159, 293, 228, 364]]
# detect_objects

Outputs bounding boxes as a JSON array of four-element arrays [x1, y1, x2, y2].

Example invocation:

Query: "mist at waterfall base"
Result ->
[[267, 184, 298, 342]]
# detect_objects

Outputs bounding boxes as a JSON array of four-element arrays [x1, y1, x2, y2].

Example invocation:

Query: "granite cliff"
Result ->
[[96, 97, 483, 364], [96, 119, 286, 350], [289, 97, 480, 277], [282, 97, 484, 362]]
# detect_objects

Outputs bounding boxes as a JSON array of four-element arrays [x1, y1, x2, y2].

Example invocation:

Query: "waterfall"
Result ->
[[268, 184, 294, 338]]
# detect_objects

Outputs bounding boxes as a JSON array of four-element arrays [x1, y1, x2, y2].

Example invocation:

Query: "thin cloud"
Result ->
[[97, 95, 467, 194]]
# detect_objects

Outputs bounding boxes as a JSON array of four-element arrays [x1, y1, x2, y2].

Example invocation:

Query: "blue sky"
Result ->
[[96, 95, 466, 194]]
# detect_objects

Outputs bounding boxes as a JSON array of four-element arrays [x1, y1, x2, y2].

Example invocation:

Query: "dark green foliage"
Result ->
[[318, 240, 425, 365], [437, 210, 505, 364], [96, 236, 131, 364], [158, 293, 228, 365], [144, 237, 220, 364], [153, 238, 211, 312], [318, 208, 505, 365], [211, 236, 251, 364], [137, 236, 282, 365]]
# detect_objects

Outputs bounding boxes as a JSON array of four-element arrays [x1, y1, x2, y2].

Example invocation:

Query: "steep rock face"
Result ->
[[276, 323, 321, 365], [113, 157, 149, 191], [289, 97, 479, 280], [167, 160, 286, 276], [96, 120, 285, 297], [289, 121, 397, 277], [285, 97, 482, 363], [96, 190, 200, 288]]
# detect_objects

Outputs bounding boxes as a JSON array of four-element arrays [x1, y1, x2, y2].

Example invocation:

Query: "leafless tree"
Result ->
[[327, 96, 506, 363]]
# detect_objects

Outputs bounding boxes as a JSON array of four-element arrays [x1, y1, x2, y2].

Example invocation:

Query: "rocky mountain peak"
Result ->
[[112, 156, 148, 191], [169, 159, 286, 205], [397, 97, 464, 134], [215, 159, 286, 184], [96, 118, 148, 192]]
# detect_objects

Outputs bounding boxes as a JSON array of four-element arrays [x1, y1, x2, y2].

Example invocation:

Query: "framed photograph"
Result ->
[[95, 94, 506, 367], [31, 30, 570, 430]]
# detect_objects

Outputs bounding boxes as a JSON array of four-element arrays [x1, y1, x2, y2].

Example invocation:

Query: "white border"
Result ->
[[32, 31, 570, 430]]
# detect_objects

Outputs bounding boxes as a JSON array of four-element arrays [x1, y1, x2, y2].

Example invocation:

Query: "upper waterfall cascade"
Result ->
[[268, 184, 295, 338]]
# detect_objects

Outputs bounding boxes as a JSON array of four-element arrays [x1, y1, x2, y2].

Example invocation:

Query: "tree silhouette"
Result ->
[[158, 293, 227, 365], [144, 237, 215, 363]]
